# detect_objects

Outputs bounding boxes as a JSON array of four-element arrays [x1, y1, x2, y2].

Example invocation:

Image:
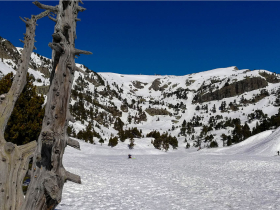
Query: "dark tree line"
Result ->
[[147, 131, 178, 151]]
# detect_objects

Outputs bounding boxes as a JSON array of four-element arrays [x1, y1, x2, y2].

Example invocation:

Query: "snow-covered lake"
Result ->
[[56, 132, 280, 210]]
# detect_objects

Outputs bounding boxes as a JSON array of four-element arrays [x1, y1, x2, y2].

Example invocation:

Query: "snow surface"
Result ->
[[0, 61, 16, 75], [56, 129, 280, 210]]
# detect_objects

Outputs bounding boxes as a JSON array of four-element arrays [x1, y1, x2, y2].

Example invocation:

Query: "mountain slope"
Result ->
[[1, 36, 280, 151]]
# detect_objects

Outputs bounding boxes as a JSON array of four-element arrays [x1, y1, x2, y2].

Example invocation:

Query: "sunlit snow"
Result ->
[[56, 129, 280, 210]]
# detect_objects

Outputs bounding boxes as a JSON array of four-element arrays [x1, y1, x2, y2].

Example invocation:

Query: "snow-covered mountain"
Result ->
[[1, 36, 280, 150]]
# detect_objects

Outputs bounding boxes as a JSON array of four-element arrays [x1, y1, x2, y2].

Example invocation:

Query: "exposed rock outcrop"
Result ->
[[37, 66, 51, 78], [145, 108, 170, 116], [193, 77, 268, 103], [132, 81, 147, 89], [259, 71, 280, 83], [0, 36, 21, 66], [149, 78, 169, 91], [149, 78, 161, 91]]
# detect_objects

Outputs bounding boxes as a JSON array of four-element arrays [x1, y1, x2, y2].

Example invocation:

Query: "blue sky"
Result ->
[[1, 1, 280, 75]]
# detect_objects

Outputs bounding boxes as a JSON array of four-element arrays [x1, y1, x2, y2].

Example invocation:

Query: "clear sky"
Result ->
[[1, 1, 280, 75]]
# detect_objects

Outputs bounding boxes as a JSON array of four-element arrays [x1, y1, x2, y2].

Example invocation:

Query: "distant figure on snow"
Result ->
[[128, 154, 132, 159], [277, 151, 279, 156]]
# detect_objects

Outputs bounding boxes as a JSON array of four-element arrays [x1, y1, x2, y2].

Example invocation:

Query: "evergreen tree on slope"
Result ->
[[0, 72, 45, 145]]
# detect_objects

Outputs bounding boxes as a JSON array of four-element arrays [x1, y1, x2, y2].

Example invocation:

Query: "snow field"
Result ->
[[56, 132, 280, 210]]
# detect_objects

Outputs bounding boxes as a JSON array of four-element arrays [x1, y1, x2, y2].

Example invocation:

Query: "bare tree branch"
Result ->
[[65, 170, 81, 184], [48, 15, 57, 23], [19, 16, 30, 25], [33, 10, 50, 20], [33, 1, 58, 13], [67, 138, 80, 150], [74, 48, 92, 56], [76, 5, 86, 12]]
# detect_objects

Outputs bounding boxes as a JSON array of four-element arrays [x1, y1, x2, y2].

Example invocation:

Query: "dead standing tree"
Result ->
[[0, 11, 49, 210], [22, 0, 92, 209]]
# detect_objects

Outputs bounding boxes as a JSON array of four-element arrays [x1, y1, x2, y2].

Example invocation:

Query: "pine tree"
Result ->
[[232, 122, 242, 143], [108, 136, 118, 147], [209, 141, 218, 148], [3, 73, 45, 145], [212, 104, 216, 113], [221, 133, 227, 147], [221, 101, 227, 111], [129, 137, 135, 149], [242, 123, 251, 140], [168, 135, 178, 149], [114, 117, 124, 131], [180, 119, 187, 136], [99, 138, 104, 146], [128, 113, 132, 124], [0, 72, 13, 94], [162, 138, 169, 151]]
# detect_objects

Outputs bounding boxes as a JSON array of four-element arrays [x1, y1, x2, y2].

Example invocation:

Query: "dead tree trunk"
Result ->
[[0, 11, 49, 210], [22, 1, 91, 209]]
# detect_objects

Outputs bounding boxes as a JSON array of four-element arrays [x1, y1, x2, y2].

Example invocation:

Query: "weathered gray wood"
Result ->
[[48, 15, 57, 23], [65, 170, 81, 183], [74, 48, 92, 56], [76, 5, 86, 12], [19, 17, 30, 26], [33, 1, 58, 13], [0, 10, 49, 210], [22, 1, 91, 209], [67, 137, 80, 150]]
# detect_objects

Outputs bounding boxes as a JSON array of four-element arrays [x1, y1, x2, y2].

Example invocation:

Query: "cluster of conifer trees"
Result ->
[[0, 73, 44, 145], [146, 131, 178, 151]]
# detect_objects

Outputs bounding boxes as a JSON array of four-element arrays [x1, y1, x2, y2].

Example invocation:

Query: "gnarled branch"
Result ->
[[48, 15, 57, 23], [34, 10, 50, 20], [48, 42, 64, 54], [33, 1, 58, 13]]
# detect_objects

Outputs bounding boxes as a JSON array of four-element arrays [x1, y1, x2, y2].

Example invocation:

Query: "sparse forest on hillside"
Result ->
[[2, 37, 280, 151]]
